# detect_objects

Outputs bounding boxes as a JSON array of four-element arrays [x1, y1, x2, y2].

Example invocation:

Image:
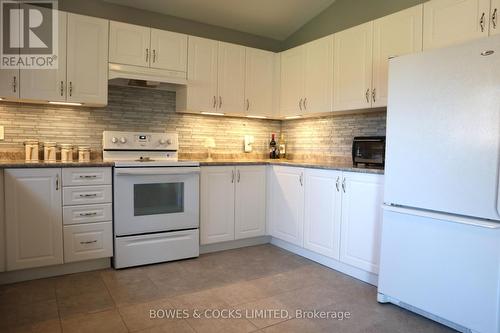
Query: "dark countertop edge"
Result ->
[[197, 160, 384, 175]]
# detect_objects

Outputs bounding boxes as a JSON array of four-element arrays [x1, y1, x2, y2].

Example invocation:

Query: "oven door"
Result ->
[[114, 167, 199, 236]]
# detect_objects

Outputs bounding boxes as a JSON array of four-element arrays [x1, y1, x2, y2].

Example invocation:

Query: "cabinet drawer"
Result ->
[[63, 203, 112, 225], [64, 222, 113, 263], [63, 185, 112, 205], [62, 168, 111, 186]]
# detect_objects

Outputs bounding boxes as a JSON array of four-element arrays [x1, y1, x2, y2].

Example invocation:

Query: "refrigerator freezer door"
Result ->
[[378, 207, 500, 333], [385, 35, 500, 221]]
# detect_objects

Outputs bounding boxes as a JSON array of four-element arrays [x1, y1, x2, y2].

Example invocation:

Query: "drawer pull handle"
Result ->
[[80, 240, 97, 245], [79, 175, 98, 179], [79, 194, 98, 198], [79, 212, 97, 217]]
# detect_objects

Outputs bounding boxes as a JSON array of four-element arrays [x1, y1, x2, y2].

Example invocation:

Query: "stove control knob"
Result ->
[[111, 137, 118, 143], [120, 137, 127, 144], [166, 139, 172, 145], [159, 139, 166, 145]]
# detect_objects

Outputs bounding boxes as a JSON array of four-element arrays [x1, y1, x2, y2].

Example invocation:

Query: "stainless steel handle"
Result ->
[[79, 193, 98, 198], [56, 174, 60, 191], [303, 98, 307, 110], [365, 89, 370, 103], [480, 12, 486, 32], [80, 240, 97, 245], [69, 82, 73, 96], [342, 178, 346, 193], [231, 170, 235, 183], [335, 176, 340, 192], [493, 8, 498, 29], [79, 212, 97, 217], [299, 172, 303, 186], [79, 175, 98, 179], [237, 169, 240, 183], [152, 49, 156, 63], [146, 48, 149, 62], [115, 167, 200, 176], [219, 96, 222, 109], [213, 96, 217, 108], [246, 99, 250, 111], [372, 88, 376, 103], [299, 98, 303, 111], [13, 76, 17, 93], [60, 81, 64, 96]]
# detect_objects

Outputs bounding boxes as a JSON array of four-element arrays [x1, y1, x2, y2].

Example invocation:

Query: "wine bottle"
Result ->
[[269, 133, 277, 159]]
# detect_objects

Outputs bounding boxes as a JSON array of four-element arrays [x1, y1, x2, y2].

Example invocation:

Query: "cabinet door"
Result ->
[[217, 42, 246, 115], [333, 22, 373, 112], [303, 35, 333, 114], [5, 169, 63, 271], [0, 170, 4, 272], [423, 0, 491, 50], [280, 46, 305, 117], [150, 29, 188, 72], [372, 5, 423, 108], [235, 166, 267, 239], [304, 169, 342, 259], [0, 69, 19, 100], [491, 0, 500, 35], [244, 48, 275, 117], [200, 167, 235, 244], [66, 14, 108, 105], [340, 172, 384, 274], [187, 36, 219, 112], [109, 21, 150, 67], [269, 166, 304, 246], [20, 12, 67, 103]]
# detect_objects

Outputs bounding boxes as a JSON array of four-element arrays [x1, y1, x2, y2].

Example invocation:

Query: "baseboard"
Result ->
[[200, 236, 271, 254], [271, 237, 379, 286], [0, 258, 111, 284]]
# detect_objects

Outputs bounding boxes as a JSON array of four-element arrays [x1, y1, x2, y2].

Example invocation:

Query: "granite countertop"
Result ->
[[0, 160, 114, 168], [194, 159, 384, 175]]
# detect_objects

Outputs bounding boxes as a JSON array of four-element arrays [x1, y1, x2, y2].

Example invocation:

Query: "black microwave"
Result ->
[[352, 136, 386, 167]]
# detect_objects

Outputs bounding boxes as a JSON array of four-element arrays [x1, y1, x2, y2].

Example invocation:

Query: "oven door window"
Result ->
[[134, 183, 184, 216]]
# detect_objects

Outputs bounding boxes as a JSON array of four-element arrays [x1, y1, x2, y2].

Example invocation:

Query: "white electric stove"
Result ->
[[103, 131, 200, 269]]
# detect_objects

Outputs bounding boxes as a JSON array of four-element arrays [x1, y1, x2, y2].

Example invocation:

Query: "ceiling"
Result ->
[[103, 0, 336, 40]]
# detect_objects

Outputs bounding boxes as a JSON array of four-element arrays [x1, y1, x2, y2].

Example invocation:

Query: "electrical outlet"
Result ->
[[0, 126, 4, 140]]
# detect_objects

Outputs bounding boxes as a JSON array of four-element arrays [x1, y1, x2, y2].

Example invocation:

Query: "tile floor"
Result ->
[[0, 244, 456, 333]]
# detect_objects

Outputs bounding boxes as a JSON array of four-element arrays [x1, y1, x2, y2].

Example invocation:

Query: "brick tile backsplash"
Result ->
[[0, 85, 386, 160]]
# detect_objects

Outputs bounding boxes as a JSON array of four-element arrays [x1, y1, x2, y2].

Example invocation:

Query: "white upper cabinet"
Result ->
[[303, 35, 334, 114], [66, 13, 109, 105], [304, 169, 342, 259], [372, 5, 423, 107], [0, 70, 19, 100], [109, 21, 151, 67], [491, 0, 500, 35], [20, 12, 67, 103], [185, 36, 219, 112], [235, 166, 267, 240], [200, 166, 235, 245], [423, 0, 491, 50], [340, 172, 384, 274], [245, 48, 275, 117], [217, 42, 246, 115], [280, 46, 305, 117], [269, 166, 305, 247], [150, 29, 188, 72], [333, 22, 374, 112], [5, 169, 63, 271]]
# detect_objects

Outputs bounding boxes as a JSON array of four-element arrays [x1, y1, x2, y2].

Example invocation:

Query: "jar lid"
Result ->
[[78, 145, 91, 151], [59, 143, 73, 148], [43, 141, 57, 147], [24, 140, 39, 145]]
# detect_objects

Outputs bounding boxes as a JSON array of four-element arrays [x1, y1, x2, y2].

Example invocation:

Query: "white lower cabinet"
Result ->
[[5, 169, 63, 271], [303, 169, 342, 259], [340, 172, 384, 274], [269, 166, 384, 275], [0, 169, 5, 272], [200, 166, 266, 245], [269, 166, 304, 247], [63, 222, 113, 263]]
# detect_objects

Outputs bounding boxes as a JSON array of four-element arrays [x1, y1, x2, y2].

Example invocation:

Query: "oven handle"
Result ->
[[115, 167, 200, 176]]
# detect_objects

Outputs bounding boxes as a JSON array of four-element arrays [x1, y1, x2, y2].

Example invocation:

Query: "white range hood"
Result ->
[[108, 63, 187, 90]]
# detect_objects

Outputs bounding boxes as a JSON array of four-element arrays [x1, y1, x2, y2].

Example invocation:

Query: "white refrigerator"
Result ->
[[378, 35, 500, 333]]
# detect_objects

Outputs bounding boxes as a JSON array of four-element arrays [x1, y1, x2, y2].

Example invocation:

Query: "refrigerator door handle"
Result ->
[[384, 205, 500, 229]]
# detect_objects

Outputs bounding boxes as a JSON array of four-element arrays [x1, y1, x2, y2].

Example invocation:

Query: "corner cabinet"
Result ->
[[5, 169, 63, 271], [200, 166, 266, 245], [244, 48, 276, 117]]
